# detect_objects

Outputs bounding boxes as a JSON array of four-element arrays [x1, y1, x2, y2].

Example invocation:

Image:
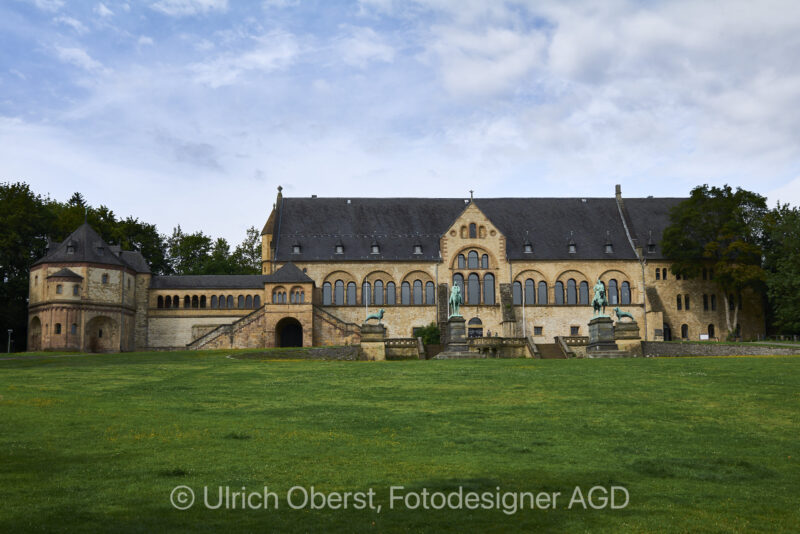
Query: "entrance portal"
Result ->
[[275, 317, 303, 347]]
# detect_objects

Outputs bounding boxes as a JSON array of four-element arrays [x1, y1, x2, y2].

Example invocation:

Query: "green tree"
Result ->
[[231, 226, 262, 274], [761, 203, 800, 334], [112, 217, 171, 275], [662, 184, 767, 337], [167, 226, 213, 275], [204, 238, 236, 275]]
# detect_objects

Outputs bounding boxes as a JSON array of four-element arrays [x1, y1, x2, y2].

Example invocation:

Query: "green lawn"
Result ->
[[1, 351, 798, 533]]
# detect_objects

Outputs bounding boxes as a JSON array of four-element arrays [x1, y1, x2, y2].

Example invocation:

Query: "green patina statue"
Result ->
[[614, 307, 634, 322], [449, 284, 463, 318], [592, 279, 608, 317], [365, 308, 385, 324]]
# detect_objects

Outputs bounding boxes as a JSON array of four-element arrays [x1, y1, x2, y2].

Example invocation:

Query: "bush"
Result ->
[[415, 322, 441, 345]]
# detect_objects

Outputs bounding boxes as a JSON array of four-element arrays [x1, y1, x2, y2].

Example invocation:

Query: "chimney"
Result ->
[[615, 184, 622, 200]]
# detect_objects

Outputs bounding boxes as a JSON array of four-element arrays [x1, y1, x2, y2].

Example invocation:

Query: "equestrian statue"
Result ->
[[592, 280, 608, 317], [449, 284, 463, 318]]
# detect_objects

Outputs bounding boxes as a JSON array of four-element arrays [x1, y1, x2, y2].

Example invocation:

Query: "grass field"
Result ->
[[1, 351, 798, 532]]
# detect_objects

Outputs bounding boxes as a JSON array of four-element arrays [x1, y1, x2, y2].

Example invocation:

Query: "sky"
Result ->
[[2, 0, 800, 244]]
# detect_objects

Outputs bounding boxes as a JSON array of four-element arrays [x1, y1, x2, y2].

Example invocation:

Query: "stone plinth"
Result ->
[[614, 321, 641, 340], [360, 323, 386, 361], [435, 317, 477, 359], [587, 316, 619, 352]]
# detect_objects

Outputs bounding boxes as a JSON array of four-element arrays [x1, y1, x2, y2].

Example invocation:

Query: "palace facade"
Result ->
[[28, 185, 765, 353]]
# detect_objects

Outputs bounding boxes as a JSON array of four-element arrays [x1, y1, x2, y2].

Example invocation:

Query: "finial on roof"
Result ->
[[469, 189, 474, 200], [278, 185, 283, 193]]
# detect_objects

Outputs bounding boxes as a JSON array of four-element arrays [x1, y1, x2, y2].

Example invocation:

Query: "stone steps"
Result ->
[[537, 343, 567, 359]]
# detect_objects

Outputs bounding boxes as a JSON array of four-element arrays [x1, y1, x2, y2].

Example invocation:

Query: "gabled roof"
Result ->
[[46, 268, 83, 279], [265, 262, 313, 284], [119, 251, 151, 274], [34, 223, 126, 268]]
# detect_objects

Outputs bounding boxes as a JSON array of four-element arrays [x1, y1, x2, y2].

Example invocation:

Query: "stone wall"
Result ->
[[148, 315, 242, 348], [384, 338, 421, 360], [642, 341, 800, 357]]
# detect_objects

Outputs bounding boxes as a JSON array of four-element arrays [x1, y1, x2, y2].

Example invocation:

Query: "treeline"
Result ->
[[0, 181, 262, 350]]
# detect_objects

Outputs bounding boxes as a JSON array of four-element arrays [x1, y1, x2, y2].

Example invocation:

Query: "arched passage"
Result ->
[[29, 316, 42, 351], [275, 317, 303, 347]]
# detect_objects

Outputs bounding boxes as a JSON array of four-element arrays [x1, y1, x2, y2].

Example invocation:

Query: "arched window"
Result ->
[[467, 273, 480, 304], [513, 281, 522, 305], [483, 273, 495, 305], [579, 281, 589, 305], [426, 281, 435, 305], [662, 268, 667, 280], [469, 223, 477, 238], [174, 295, 179, 308], [453, 274, 464, 297], [245, 295, 252, 308], [656, 269, 661, 280], [200, 295, 206, 308], [238, 295, 245, 308], [210, 295, 217, 308], [386, 282, 396, 305], [708, 324, 715, 338], [374, 280, 384, 305], [554, 281, 564, 305], [684, 294, 690, 310], [73, 284, 79, 296], [468, 317, 483, 338], [192, 295, 199, 309], [184, 295, 190, 308], [413, 280, 423, 305], [289, 291, 295, 304], [467, 251, 478, 269], [157, 296, 164, 308], [538, 281, 548, 305], [457, 254, 466, 269], [711, 294, 717, 311], [323, 282, 332, 305], [165, 295, 172, 308], [272, 291, 279, 304], [347, 282, 356, 305], [703, 294, 709, 311], [254, 295, 261, 308], [608, 279, 619, 305], [677, 295, 682, 310], [525, 279, 535, 305], [481, 254, 489, 269], [55, 323, 61, 334], [226, 295, 234, 308], [70, 323, 77, 335], [567, 279, 577, 305], [401, 282, 411, 305], [620, 282, 631, 305], [334, 281, 344, 305], [217, 295, 225, 309], [362, 282, 371, 305], [681, 324, 689, 339]]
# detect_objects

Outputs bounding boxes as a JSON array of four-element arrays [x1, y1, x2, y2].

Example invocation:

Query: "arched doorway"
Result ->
[[468, 317, 483, 338], [29, 316, 42, 351], [276, 317, 303, 347], [663, 323, 672, 341], [708, 324, 715, 339], [85, 316, 117, 352]]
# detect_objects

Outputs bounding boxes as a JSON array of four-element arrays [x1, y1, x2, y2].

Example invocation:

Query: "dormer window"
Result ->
[[413, 244, 422, 255], [292, 242, 301, 254], [335, 239, 344, 255], [647, 243, 656, 253], [96, 246, 104, 256], [66, 240, 76, 254], [524, 243, 533, 253], [605, 243, 613, 254], [568, 243, 577, 254], [371, 237, 380, 254]]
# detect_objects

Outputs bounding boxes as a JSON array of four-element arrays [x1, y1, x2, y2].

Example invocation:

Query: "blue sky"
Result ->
[[2, 0, 800, 242]]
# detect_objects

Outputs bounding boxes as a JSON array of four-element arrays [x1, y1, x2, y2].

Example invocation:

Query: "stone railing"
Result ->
[[468, 337, 530, 358]]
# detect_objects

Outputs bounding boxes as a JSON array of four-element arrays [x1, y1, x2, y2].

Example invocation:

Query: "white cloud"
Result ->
[[150, 0, 228, 16], [54, 46, 105, 73], [262, 0, 298, 8], [338, 26, 394, 68], [31, 0, 64, 12], [138, 35, 154, 46], [53, 15, 88, 34], [189, 31, 298, 87], [94, 3, 113, 17]]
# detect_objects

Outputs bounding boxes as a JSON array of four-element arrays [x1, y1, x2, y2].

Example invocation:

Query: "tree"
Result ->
[[113, 217, 171, 275], [167, 226, 214, 275], [231, 226, 262, 274], [204, 238, 235, 275], [761, 203, 800, 334], [662, 184, 767, 337]]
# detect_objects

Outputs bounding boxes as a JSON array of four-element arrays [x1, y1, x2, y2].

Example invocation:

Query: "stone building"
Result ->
[[28, 186, 765, 352]]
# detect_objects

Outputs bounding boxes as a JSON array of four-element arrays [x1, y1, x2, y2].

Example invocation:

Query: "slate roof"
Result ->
[[271, 196, 687, 261], [33, 222, 152, 273], [265, 262, 313, 283], [150, 274, 268, 289], [47, 268, 83, 279]]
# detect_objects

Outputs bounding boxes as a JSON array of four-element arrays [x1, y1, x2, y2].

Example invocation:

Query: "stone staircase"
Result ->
[[312, 305, 361, 345], [537, 343, 568, 359], [187, 306, 266, 350]]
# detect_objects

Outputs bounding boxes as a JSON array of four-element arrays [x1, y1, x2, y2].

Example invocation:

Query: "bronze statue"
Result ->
[[614, 307, 634, 322], [365, 308, 385, 324], [592, 280, 608, 317], [449, 284, 463, 318]]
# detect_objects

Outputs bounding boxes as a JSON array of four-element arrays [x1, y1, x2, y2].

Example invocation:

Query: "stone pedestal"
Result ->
[[614, 321, 641, 340], [588, 316, 618, 352], [435, 317, 479, 359], [360, 323, 386, 361]]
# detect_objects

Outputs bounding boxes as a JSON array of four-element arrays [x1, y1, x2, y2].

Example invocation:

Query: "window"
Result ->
[[56, 284, 63, 294], [334, 281, 344, 305], [468, 251, 478, 269], [245, 295, 252, 308], [70, 323, 77, 335], [236, 295, 243, 308], [192, 295, 199, 308], [534, 326, 543, 336], [335, 242, 344, 254], [185, 296, 191, 308], [567, 279, 577, 305], [467, 317, 482, 337], [66, 242, 75, 254], [374, 281, 384, 305], [677, 295, 682, 310], [102, 273, 109, 284], [684, 295, 690, 310], [570, 326, 580, 336], [158, 295, 164, 308], [703, 294, 709, 311], [469, 223, 477, 238], [413, 245, 422, 255], [525, 279, 535, 305], [401, 282, 411, 305], [538, 281, 548, 304], [655, 269, 660, 280], [55, 323, 62, 334], [426, 282, 435, 305], [513, 282, 522, 305], [217, 295, 224, 309], [681, 324, 689, 339], [452, 274, 464, 298], [467, 273, 480, 304], [568, 242, 576, 254], [323, 282, 332, 305], [554, 281, 564, 305], [620, 282, 631, 305], [711, 294, 717, 311], [98, 328, 103, 338], [211, 295, 217, 308], [708, 324, 715, 338], [608, 279, 619, 305], [362, 282, 371, 305], [481, 254, 489, 269], [483, 274, 495, 305], [292, 244, 301, 254], [413, 280, 423, 305], [662, 268, 667, 279], [34, 275, 38, 286], [386, 282, 396, 305], [254, 295, 261, 308], [457, 254, 465, 269], [524, 241, 532, 254], [372, 243, 380, 254], [165, 295, 172, 308], [605, 242, 613, 254], [346, 282, 356, 305], [579, 281, 589, 305], [647, 243, 656, 253], [226, 295, 234, 308]]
